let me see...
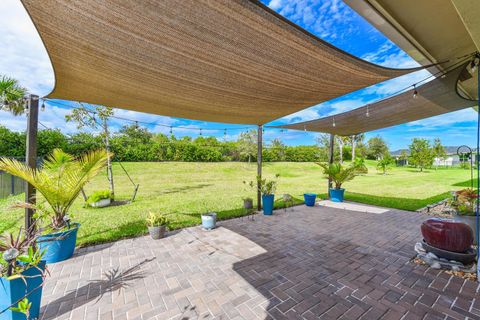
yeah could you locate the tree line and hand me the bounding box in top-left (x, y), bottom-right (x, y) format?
top-left (0, 125), bottom-right (324, 162)
top-left (0, 124), bottom-right (451, 167)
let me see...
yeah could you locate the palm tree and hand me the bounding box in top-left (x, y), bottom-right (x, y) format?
top-left (336, 136), bottom-right (350, 163)
top-left (0, 149), bottom-right (108, 229)
top-left (351, 133), bottom-right (365, 160)
top-left (376, 152), bottom-right (393, 175)
top-left (0, 75), bottom-right (27, 115)
top-left (317, 162), bottom-right (359, 189)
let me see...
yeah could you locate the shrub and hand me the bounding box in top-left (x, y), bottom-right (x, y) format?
top-left (86, 190), bottom-right (113, 205)
top-left (146, 212), bottom-right (169, 227)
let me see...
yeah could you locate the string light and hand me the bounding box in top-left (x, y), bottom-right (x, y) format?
top-left (224, 129), bottom-right (227, 137)
top-left (199, 128), bottom-right (202, 136)
top-left (24, 99), bottom-right (29, 115)
top-left (332, 116), bottom-right (336, 127)
top-left (303, 124), bottom-right (306, 132)
top-left (366, 105), bottom-right (370, 118)
top-left (41, 100), bottom-right (46, 111)
top-left (412, 84), bottom-right (418, 98)
top-left (169, 126), bottom-right (173, 134)
top-left (470, 56), bottom-right (479, 74)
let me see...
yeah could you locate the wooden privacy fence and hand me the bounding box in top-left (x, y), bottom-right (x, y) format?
top-left (0, 171), bottom-right (24, 199)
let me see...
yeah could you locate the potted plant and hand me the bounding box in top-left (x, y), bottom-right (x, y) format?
top-left (86, 190), bottom-right (113, 208)
top-left (0, 225), bottom-right (47, 320)
top-left (0, 149), bottom-right (108, 263)
top-left (303, 193), bottom-right (316, 207)
top-left (242, 197), bottom-right (253, 210)
top-left (317, 162), bottom-right (360, 202)
top-left (146, 212), bottom-right (169, 239)
top-left (242, 180), bottom-right (254, 210)
top-left (251, 174), bottom-right (279, 215)
top-left (200, 201), bottom-right (217, 230)
top-left (449, 188), bottom-right (478, 244)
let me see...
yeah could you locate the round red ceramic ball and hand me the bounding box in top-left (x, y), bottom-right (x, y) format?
top-left (421, 218), bottom-right (473, 253)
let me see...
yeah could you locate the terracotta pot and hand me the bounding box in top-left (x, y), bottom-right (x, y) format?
top-left (421, 218), bottom-right (473, 253)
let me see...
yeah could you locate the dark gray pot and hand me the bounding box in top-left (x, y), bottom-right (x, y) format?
top-left (243, 199), bottom-right (253, 209)
top-left (148, 225), bottom-right (166, 239)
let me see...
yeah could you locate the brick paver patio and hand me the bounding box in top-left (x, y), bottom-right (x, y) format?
top-left (40, 203), bottom-right (480, 319)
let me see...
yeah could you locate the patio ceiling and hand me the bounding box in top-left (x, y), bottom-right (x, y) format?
top-left (277, 62), bottom-right (477, 136)
top-left (21, 0), bottom-right (423, 125)
top-left (345, 0), bottom-right (479, 100)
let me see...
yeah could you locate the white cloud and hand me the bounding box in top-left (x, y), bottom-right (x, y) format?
top-left (267, 0), bottom-right (355, 41)
top-left (279, 108), bottom-right (321, 123)
top-left (361, 41), bottom-right (419, 69)
top-left (362, 69), bottom-right (432, 97)
top-left (0, 0), bottom-right (54, 96)
top-left (406, 108), bottom-right (478, 128)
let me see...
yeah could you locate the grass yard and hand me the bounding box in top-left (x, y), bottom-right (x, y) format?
top-left (0, 161), bottom-right (473, 246)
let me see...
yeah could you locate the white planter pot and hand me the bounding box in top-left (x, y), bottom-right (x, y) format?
top-left (90, 198), bottom-right (111, 208)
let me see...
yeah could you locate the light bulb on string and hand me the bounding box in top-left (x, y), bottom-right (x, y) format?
top-left (41, 100), bottom-right (45, 112)
top-left (366, 105), bottom-right (370, 118)
top-left (332, 116), bottom-right (336, 127)
top-left (304, 124), bottom-right (307, 132)
top-left (199, 128), bottom-right (202, 136)
top-left (470, 57), bottom-right (479, 73)
top-left (224, 129), bottom-right (227, 137)
top-left (412, 84), bottom-right (418, 98)
top-left (169, 126), bottom-right (173, 135)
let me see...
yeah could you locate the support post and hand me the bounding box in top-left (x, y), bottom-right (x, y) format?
top-left (25, 94), bottom-right (39, 232)
top-left (476, 56), bottom-right (480, 282)
top-left (257, 125), bottom-right (262, 211)
top-left (328, 134), bottom-right (335, 196)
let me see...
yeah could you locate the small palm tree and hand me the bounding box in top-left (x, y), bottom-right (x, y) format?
top-left (376, 153), bottom-right (394, 175)
top-left (0, 75), bottom-right (27, 116)
top-left (0, 149), bottom-right (108, 229)
top-left (317, 162), bottom-right (358, 189)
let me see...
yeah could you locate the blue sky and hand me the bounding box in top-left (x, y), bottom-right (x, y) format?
top-left (0, 0), bottom-right (477, 150)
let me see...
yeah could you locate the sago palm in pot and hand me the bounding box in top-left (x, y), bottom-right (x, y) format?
top-left (0, 149), bottom-right (108, 262)
top-left (317, 162), bottom-right (361, 202)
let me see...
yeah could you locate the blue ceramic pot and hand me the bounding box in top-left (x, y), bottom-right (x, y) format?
top-left (201, 213), bottom-right (216, 230)
top-left (262, 194), bottom-right (274, 215)
top-left (329, 188), bottom-right (345, 202)
top-left (304, 193), bottom-right (317, 206)
top-left (37, 223), bottom-right (80, 263)
top-left (0, 261), bottom-right (46, 320)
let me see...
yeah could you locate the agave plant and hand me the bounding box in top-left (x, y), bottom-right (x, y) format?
top-left (0, 75), bottom-right (27, 116)
top-left (0, 149), bottom-right (108, 230)
top-left (316, 162), bottom-right (359, 189)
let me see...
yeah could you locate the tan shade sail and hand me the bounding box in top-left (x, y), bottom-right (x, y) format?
top-left (22, 0), bottom-right (422, 125)
top-left (277, 62), bottom-right (477, 135)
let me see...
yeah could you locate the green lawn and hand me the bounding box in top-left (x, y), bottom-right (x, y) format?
top-left (0, 161), bottom-right (473, 246)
